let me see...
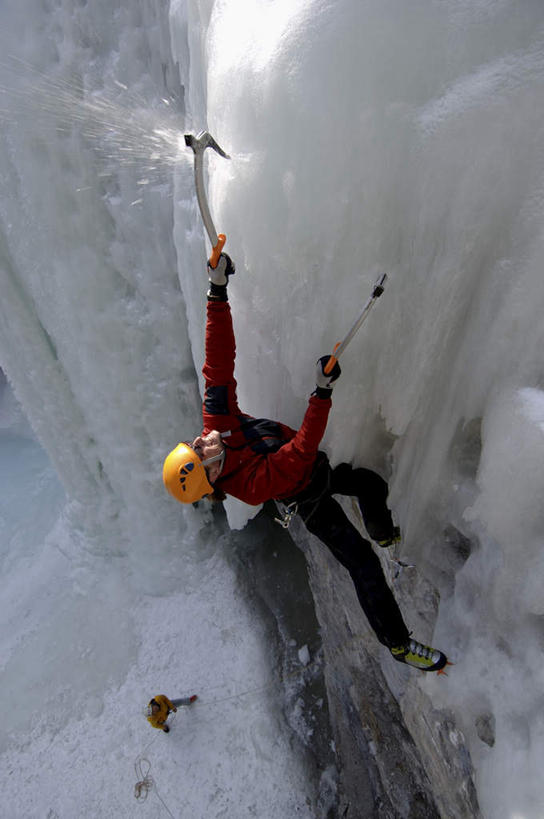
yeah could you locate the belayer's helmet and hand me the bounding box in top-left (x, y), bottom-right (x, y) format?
top-left (163, 443), bottom-right (214, 504)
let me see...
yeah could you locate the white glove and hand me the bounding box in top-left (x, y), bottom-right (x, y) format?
top-left (315, 356), bottom-right (341, 393)
top-left (207, 253), bottom-right (235, 286)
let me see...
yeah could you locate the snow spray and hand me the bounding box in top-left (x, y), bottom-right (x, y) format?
top-left (0, 57), bottom-right (191, 184)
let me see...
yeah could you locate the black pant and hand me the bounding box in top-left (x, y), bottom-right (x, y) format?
top-left (300, 463), bottom-right (409, 649)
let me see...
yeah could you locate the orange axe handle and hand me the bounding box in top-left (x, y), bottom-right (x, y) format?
top-left (209, 234), bottom-right (227, 269)
top-left (324, 343), bottom-right (341, 376)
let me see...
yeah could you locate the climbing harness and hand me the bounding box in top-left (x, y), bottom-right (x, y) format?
top-left (274, 452), bottom-right (332, 529)
top-left (274, 501), bottom-right (298, 529)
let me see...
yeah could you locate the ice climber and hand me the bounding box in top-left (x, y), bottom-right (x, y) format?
top-left (145, 694), bottom-right (198, 732)
top-left (163, 254), bottom-right (448, 673)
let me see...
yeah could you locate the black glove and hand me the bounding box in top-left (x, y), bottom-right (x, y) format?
top-left (314, 356), bottom-right (341, 398)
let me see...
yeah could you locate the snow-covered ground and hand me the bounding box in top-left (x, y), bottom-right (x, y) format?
top-left (1, 1), bottom-right (544, 817)
top-left (0, 374), bottom-right (323, 818)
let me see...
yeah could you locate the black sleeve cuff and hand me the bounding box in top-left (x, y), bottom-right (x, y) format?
top-left (207, 282), bottom-right (228, 301)
top-left (313, 387), bottom-right (333, 399)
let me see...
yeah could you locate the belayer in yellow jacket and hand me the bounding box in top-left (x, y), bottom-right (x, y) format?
top-left (146, 693), bottom-right (197, 732)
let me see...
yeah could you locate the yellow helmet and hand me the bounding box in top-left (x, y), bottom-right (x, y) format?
top-left (163, 443), bottom-right (213, 503)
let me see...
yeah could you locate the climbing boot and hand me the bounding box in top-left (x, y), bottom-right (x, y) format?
top-left (391, 638), bottom-right (448, 672)
top-left (376, 526), bottom-right (401, 548)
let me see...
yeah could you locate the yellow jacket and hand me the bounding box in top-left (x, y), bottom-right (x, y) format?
top-left (147, 695), bottom-right (176, 729)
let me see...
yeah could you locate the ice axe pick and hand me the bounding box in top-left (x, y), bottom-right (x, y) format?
top-left (184, 131), bottom-right (230, 269)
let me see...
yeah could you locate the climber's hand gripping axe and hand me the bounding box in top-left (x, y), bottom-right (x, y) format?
top-left (184, 131), bottom-right (230, 269)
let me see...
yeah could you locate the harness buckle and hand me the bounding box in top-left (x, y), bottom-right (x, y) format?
top-left (274, 502), bottom-right (298, 529)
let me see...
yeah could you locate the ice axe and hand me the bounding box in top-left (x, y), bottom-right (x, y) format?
top-left (184, 131), bottom-right (230, 269)
top-left (324, 273), bottom-right (387, 374)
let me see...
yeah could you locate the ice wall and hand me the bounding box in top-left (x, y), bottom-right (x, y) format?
top-left (173, 1), bottom-right (544, 816)
top-left (0, 0), bottom-right (204, 590)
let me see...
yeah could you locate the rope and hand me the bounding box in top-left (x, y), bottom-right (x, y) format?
top-left (134, 755), bottom-right (176, 818)
top-left (133, 755), bottom-right (177, 818)
top-left (132, 666), bottom-right (313, 812)
top-left (134, 712), bottom-right (178, 817)
top-left (190, 658), bottom-right (317, 711)
top-left (134, 757), bottom-right (153, 802)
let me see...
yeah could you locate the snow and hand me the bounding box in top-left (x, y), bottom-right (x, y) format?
top-left (1, 0), bottom-right (544, 817)
top-left (298, 645), bottom-right (311, 667)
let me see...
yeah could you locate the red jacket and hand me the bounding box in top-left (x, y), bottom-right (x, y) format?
top-left (202, 301), bottom-right (331, 505)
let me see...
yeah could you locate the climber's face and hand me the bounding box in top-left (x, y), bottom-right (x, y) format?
top-left (191, 430), bottom-right (224, 483)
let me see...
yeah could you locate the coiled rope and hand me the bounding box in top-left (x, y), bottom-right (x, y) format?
top-left (132, 664), bottom-right (314, 814)
top-left (134, 757), bottom-right (153, 802)
top-left (134, 754), bottom-right (176, 818)
top-left (134, 711), bottom-right (179, 816)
